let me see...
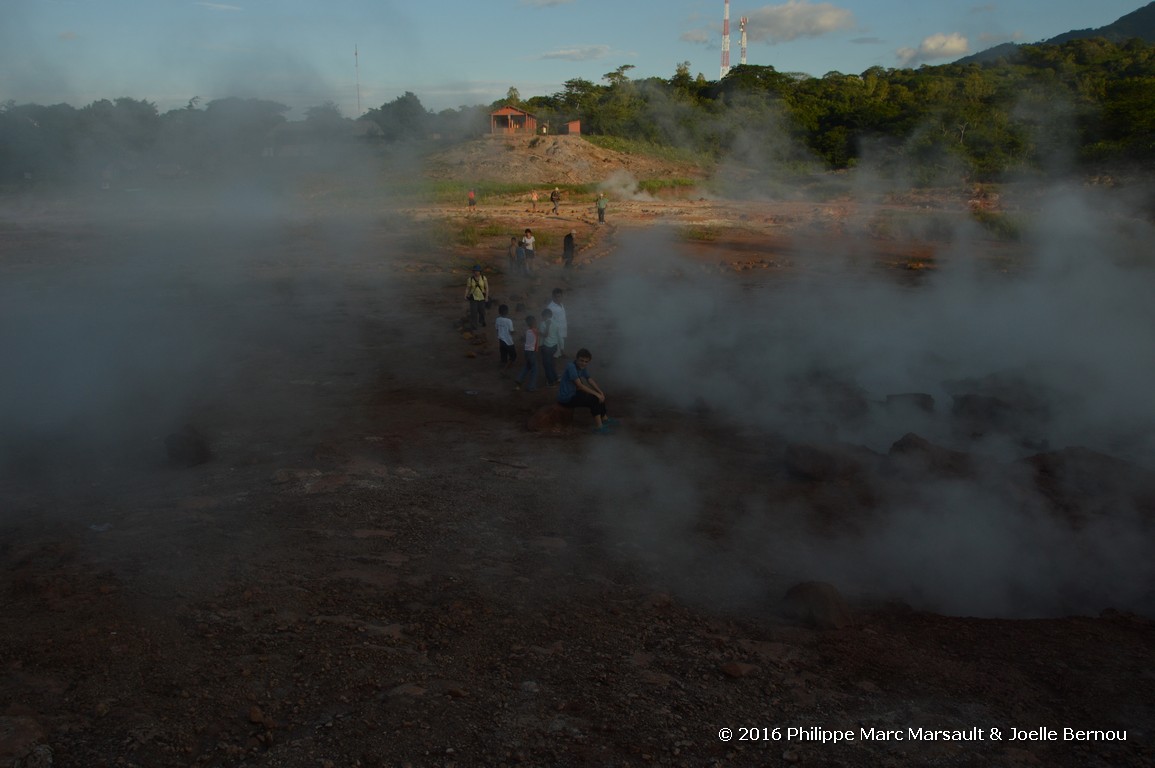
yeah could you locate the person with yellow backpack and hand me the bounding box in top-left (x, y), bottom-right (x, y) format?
top-left (464, 265), bottom-right (489, 330)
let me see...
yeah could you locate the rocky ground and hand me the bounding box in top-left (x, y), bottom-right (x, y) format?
top-left (423, 135), bottom-right (704, 186)
top-left (0, 153), bottom-right (1153, 768)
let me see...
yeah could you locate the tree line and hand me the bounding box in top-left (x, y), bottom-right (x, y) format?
top-left (2, 36), bottom-right (1152, 187)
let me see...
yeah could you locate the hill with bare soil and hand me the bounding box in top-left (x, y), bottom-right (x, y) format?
top-left (423, 134), bottom-right (707, 186)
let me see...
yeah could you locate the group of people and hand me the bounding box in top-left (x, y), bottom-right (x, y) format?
top-left (495, 287), bottom-right (567, 392)
top-left (476, 186), bottom-right (607, 225)
top-left (507, 229), bottom-right (538, 276)
top-left (537, 188), bottom-right (607, 222)
top-left (492, 287), bottom-right (612, 433)
top-left (506, 227), bottom-right (577, 274)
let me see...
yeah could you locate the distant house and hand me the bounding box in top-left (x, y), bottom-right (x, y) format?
top-left (562, 120), bottom-right (581, 135)
top-left (490, 105), bottom-right (538, 136)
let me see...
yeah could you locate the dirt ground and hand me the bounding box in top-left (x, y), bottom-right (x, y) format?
top-left (0, 166), bottom-right (1153, 768)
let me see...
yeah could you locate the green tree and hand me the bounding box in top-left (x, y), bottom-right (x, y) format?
top-left (364, 92), bottom-right (430, 142)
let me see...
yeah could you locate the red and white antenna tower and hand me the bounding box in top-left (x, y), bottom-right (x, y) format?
top-left (720, 0), bottom-right (731, 79)
top-left (740, 16), bottom-right (748, 66)
top-left (354, 45), bottom-right (362, 115)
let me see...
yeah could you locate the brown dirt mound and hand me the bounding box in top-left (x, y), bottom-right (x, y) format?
top-left (424, 134), bottom-right (705, 185)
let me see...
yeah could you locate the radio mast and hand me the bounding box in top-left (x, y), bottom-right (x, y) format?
top-left (740, 16), bottom-right (748, 66)
top-left (355, 45), bottom-right (362, 115)
top-left (720, 0), bottom-right (731, 79)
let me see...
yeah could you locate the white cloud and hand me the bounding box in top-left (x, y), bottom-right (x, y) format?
top-left (540, 44), bottom-right (611, 61)
top-left (896, 32), bottom-right (969, 66)
top-left (683, 1), bottom-right (854, 47)
top-left (745, 1), bottom-right (855, 44)
top-left (680, 29), bottom-right (711, 44)
top-left (195, 2), bottom-right (243, 11)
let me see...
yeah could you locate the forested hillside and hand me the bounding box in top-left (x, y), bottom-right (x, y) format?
top-left (2, 37), bottom-right (1153, 188)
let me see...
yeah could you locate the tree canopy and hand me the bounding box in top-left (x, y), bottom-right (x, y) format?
top-left (1, 36), bottom-right (1152, 185)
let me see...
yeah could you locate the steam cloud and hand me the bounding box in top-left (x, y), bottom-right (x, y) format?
top-left (573, 182), bottom-right (1155, 619)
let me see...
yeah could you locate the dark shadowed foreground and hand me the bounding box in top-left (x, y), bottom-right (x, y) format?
top-left (1, 185), bottom-right (1152, 768)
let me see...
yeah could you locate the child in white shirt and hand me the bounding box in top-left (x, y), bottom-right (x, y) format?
top-left (495, 304), bottom-right (516, 369)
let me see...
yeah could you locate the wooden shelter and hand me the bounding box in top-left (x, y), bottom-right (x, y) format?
top-left (490, 105), bottom-right (538, 135)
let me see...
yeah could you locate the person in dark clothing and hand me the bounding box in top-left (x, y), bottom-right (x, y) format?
top-left (563, 230), bottom-right (575, 268)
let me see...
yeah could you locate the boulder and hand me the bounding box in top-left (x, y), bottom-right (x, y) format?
top-left (885, 392), bottom-right (935, 414)
top-left (944, 371), bottom-right (1055, 440)
top-left (527, 404), bottom-right (574, 433)
top-left (887, 432), bottom-right (974, 479)
top-left (951, 393), bottom-right (1016, 434)
top-left (782, 581), bottom-right (852, 630)
top-left (0, 715), bottom-right (44, 762)
top-left (1018, 447), bottom-right (1155, 526)
top-left (784, 442), bottom-right (881, 482)
top-left (788, 370), bottom-right (871, 423)
top-left (165, 425), bottom-right (211, 467)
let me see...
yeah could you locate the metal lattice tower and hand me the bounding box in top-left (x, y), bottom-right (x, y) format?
top-left (721, 0), bottom-right (731, 79)
top-left (740, 16), bottom-right (748, 66)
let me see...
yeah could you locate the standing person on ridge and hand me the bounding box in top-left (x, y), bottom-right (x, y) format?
top-left (550, 187), bottom-right (561, 215)
top-left (596, 192), bottom-right (607, 223)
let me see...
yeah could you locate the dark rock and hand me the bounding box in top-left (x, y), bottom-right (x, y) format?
top-left (789, 370), bottom-right (871, 423)
top-left (165, 425), bottom-right (211, 467)
top-left (784, 442), bottom-right (882, 482)
top-left (0, 715), bottom-right (45, 762)
top-left (527, 404), bottom-right (574, 433)
top-left (951, 393), bottom-right (1016, 434)
top-left (944, 371), bottom-right (1056, 440)
top-left (885, 392), bottom-right (935, 413)
top-left (1017, 447), bottom-right (1155, 526)
top-left (782, 581), bottom-right (852, 629)
top-left (887, 432), bottom-right (975, 479)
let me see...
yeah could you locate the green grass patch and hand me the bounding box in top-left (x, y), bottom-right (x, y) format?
top-left (679, 225), bottom-right (721, 242)
top-left (422, 215), bottom-right (544, 250)
top-left (425, 180), bottom-right (539, 205)
top-left (582, 135), bottom-right (706, 166)
top-left (637, 178), bottom-right (697, 195)
top-left (971, 210), bottom-right (1023, 241)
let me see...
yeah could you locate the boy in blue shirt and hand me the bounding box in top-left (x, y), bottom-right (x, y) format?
top-left (557, 348), bottom-right (613, 433)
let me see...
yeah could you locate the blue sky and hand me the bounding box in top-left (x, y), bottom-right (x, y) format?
top-left (1, 0), bottom-right (1147, 118)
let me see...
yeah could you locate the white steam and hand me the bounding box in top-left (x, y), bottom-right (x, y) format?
top-left (577, 182), bottom-right (1155, 618)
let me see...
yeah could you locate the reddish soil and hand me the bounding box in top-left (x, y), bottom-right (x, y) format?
top-left (0, 178), bottom-right (1152, 768)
